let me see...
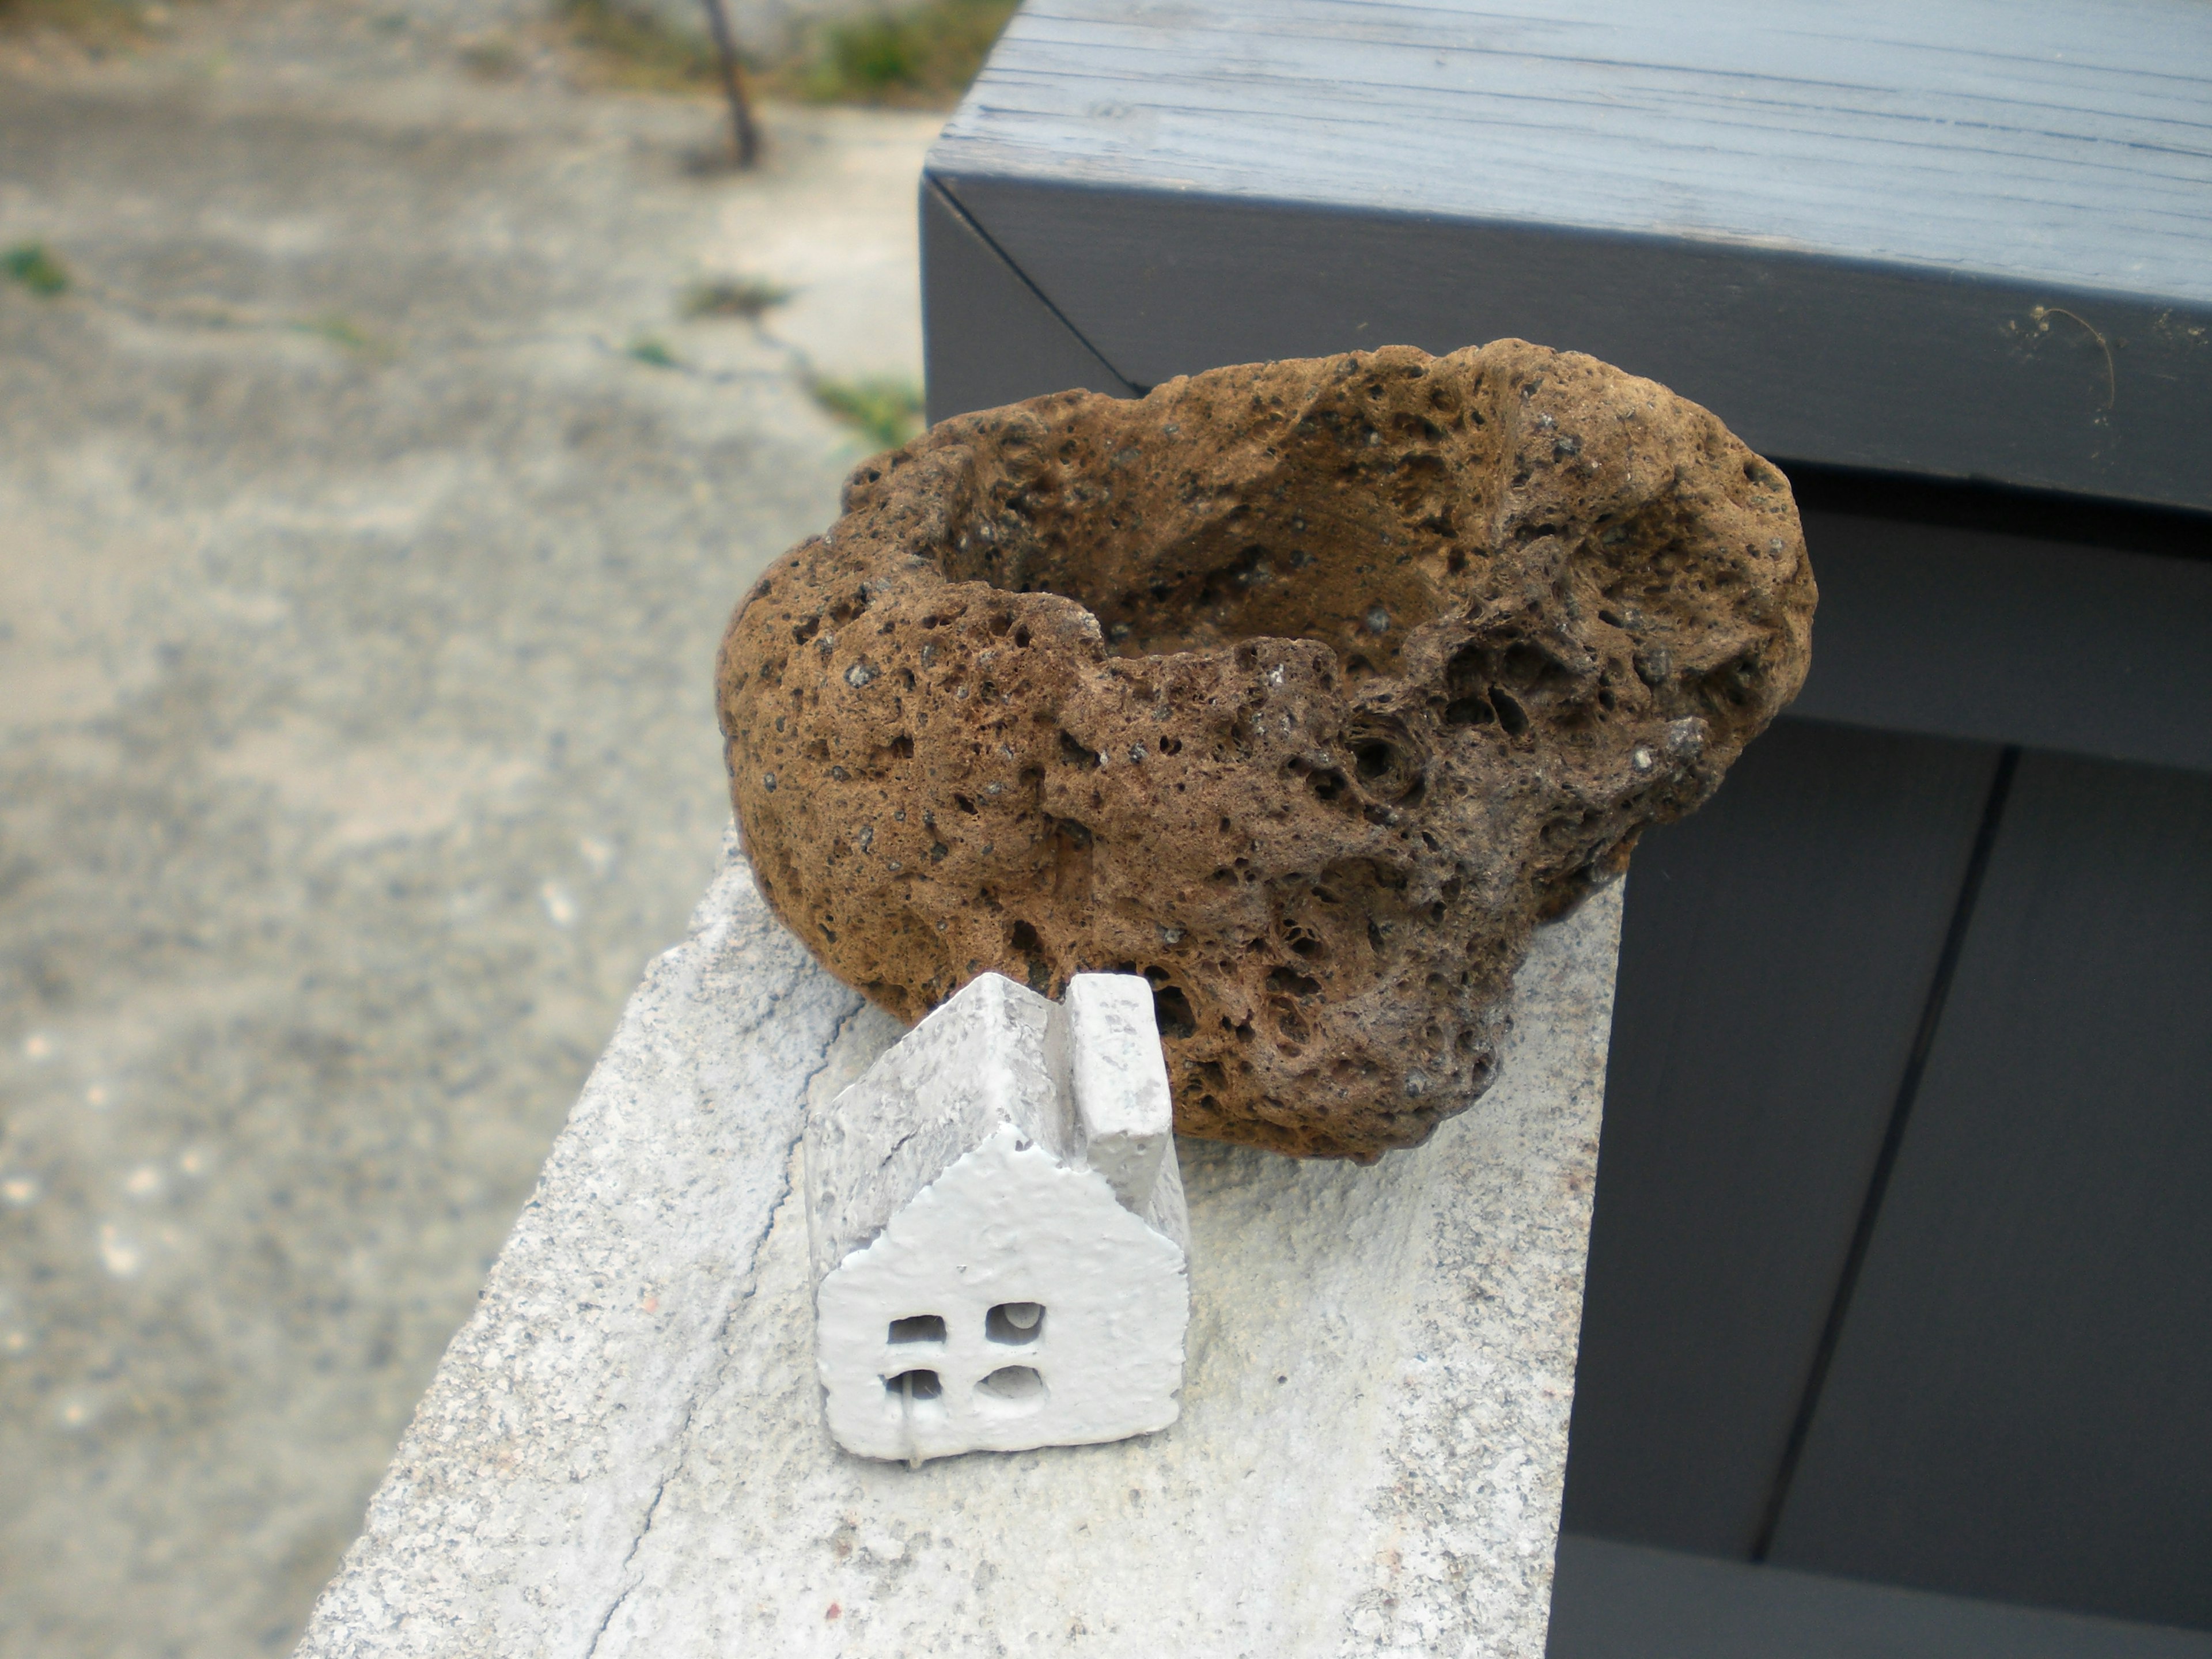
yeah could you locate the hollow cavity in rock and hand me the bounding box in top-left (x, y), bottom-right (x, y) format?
top-left (717, 342), bottom-right (1815, 1160)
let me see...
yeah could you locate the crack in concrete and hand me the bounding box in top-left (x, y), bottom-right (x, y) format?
top-left (579, 996), bottom-right (867, 1659)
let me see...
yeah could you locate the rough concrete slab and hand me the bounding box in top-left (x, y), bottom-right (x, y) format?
top-left (297, 839), bottom-right (1619, 1658)
top-left (0, 8), bottom-right (941, 1654)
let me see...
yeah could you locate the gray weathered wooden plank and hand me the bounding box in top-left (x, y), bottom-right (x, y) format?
top-left (1768, 752), bottom-right (2212, 1630)
top-left (923, 0), bottom-right (2212, 510)
top-left (937, 0), bottom-right (2212, 305)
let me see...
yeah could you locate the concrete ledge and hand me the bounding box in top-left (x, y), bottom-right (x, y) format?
top-left (296, 833), bottom-right (1620, 1657)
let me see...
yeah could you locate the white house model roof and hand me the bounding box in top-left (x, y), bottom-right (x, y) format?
top-left (804, 972), bottom-right (1191, 1463)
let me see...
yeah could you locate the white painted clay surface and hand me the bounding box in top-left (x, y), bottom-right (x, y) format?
top-left (1064, 972), bottom-right (1176, 1211)
top-left (294, 831), bottom-right (1621, 1658)
top-left (803, 971), bottom-right (1074, 1284)
top-left (815, 1127), bottom-right (1189, 1461)
top-left (808, 971), bottom-right (1190, 1462)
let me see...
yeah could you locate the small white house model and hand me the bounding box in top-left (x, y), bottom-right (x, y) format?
top-left (804, 971), bottom-right (1191, 1464)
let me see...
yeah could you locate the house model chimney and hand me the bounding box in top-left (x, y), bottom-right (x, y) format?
top-left (804, 972), bottom-right (1191, 1464)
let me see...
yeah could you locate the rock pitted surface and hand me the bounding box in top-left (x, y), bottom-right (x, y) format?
top-left (716, 342), bottom-right (1814, 1159)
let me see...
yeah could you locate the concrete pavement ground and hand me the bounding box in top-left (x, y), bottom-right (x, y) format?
top-left (0, 7), bottom-right (938, 1652)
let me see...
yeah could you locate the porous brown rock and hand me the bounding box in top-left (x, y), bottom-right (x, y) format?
top-left (715, 342), bottom-right (1814, 1160)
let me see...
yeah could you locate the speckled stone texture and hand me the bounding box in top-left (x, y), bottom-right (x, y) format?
top-left (292, 834), bottom-right (1619, 1658)
top-left (717, 341), bottom-right (1811, 1158)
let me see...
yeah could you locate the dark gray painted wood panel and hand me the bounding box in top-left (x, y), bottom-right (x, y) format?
top-left (927, 173), bottom-right (2212, 514)
top-left (1549, 1535), bottom-right (2212, 1659)
top-left (1789, 492), bottom-right (2212, 776)
top-left (919, 179), bottom-right (1132, 426)
top-left (940, 0), bottom-right (2211, 307)
top-left (1562, 722), bottom-right (1999, 1556)
top-left (1768, 753), bottom-right (2212, 1630)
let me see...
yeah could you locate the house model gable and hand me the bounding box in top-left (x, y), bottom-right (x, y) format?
top-left (804, 972), bottom-right (1192, 1463)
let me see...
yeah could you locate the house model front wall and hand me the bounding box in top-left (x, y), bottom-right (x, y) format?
top-left (817, 1129), bottom-right (1190, 1460)
top-left (806, 972), bottom-right (1192, 1462)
